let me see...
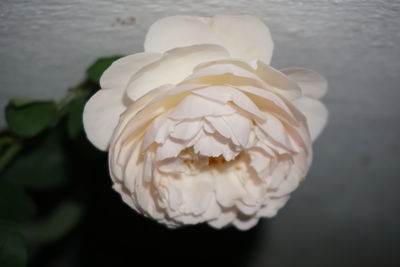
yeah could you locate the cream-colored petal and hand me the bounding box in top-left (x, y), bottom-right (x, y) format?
top-left (157, 158), bottom-right (186, 173)
top-left (232, 216), bottom-right (259, 230)
top-left (203, 120), bottom-right (216, 134)
top-left (236, 202), bottom-right (258, 216)
top-left (122, 146), bottom-right (140, 192)
top-left (211, 15), bottom-right (273, 63)
top-left (156, 138), bottom-right (184, 161)
top-left (183, 60), bottom-right (301, 100)
top-left (192, 86), bottom-right (265, 120)
top-left (253, 139), bottom-right (275, 157)
top-left (126, 44), bottom-right (229, 101)
top-left (177, 175), bottom-right (214, 216)
top-left (267, 160), bottom-right (290, 191)
top-left (205, 116), bottom-right (235, 142)
top-left (202, 195), bottom-right (221, 221)
top-left (215, 173), bottom-right (247, 208)
top-left (143, 152), bottom-right (154, 182)
top-left (168, 94), bottom-right (236, 120)
top-left (83, 89), bottom-right (131, 151)
top-left (255, 61), bottom-right (302, 100)
top-left (258, 114), bottom-right (295, 151)
top-left (222, 112), bottom-right (252, 148)
top-left (162, 183), bottom-right (184, 212)
top-left (100, 53), bottom-right (162, 90)
top-left (208, 208), bottom-right (236, 229)
top-left (280, 67), bottom-right (328, 99)
top-left (171, 120), bottom-right (203, 140)
top-left (293, 97), bottom-right (328, 142)
top-left (144, 15), bottom-right (273, 63)
top-left (110, 132), bottom-right (144, 184)
top-left (248, 149), bottom-right (271, 176)
top-left (257, 196), bottom-right (289, 217)
top-left (193, 131), bottom-right (238, 161)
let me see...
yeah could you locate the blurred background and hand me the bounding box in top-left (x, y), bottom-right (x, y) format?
top-left (1, 0), bottom-right (400, 266)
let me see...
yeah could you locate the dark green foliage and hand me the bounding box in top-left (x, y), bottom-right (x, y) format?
top-left (0, 55), bottom-right (123, 266)
top-left (5, 100), bottom-right (58, 138)
top-left (31, 201), bottom-right (83, 245)
top-left (0, 223), bottom-right (27, 267)
top-left (0, 180), bottom-right (35, 222)
top-left (1, 130), bottom-right (69, 190)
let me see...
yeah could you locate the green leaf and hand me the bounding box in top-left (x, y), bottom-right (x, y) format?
top-left (5, 99), bottom-right (58, 138)
top-left (67, 91), bottom-right (90, 139)
top-left (0, 180), bottom-right (35, 222)
top-left (1, 130), bottom-right (68, 189)
top-left (32, 201), bottom-right (83, 244)
top-left (86, 55), bottom-right (124, 84)
top-left (0, 142), bottom-right (22, 173)
top-left (0, 223), bottom-right (28, 267)
top-left (8, 98), bottom-right (38, 107)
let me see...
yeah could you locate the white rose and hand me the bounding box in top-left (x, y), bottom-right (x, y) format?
top-left (83, 15), bottom-right (328, 230)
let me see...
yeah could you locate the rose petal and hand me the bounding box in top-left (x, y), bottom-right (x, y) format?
top-left (160, 182), bottom-right (183, 212)
top-left (126, 44), bottom-right (229, 101)
top-left (215, 172), bottom-right (246, 208)
top-left (171, 119), bottom-right (203, 140)
top-left (144, 15), bottom-right (273, 63)
top-left (156, 138), bottom-right (184, 161)
top-left (222, 112), bottom-right (252, 148)
top-left (205, 116), bottom-right (236, 143)
top-left (202, 195), bottom-right (221, 220)
top-left (157, 158), bottom-right (186, 173)
top-left (193, 131), bottom-right (238, 160)
top-left (232, 216), bottom-right (259, 230)
top-left (83, 88), bottom-right (131, 151)
top-left (280, 68), bottom-right (328, 99)
top-left (177, 175), bottom-right (214, 216)
top-left (258, 113), bottom-right (295, 151)
top-left (168, 94), bottom-right (236, 120)
top-left (208, 208), bottom-right (236, 229)
top-left (257, 196), bottom-right (289, 217)
top-left (183, 60), bottom-right (301, 100)
top-left (193, 86), bottom-right (265, 120)
top-left (100, 53), bottom-right (162, 90)
top-left (143, 152), bottom-right (154, 182)
top-left (203, 120), bottom-right (216, 134)
top-left (109, 85), bottom-right (173, 152)
top-left (293, 97), bottom-right (328, 141)
top-left (248, 149), bottom-right (271, 176)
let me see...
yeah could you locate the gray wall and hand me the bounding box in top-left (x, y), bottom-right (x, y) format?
top-left (1, 0), bottom-right (400, 266)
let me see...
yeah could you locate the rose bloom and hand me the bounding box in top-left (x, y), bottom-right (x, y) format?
top-left (83, 15), bottom-right (328, 230)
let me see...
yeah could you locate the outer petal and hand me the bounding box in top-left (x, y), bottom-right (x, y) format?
top-left (126, 44), bottom-right (229, 101)
top-left (181, 60), bottom-right (301, 100)
top-left (144, 15), bottom-right (274, 64)
top-left (293, 97), bottom-right (328, 142)
top-left (280, 68), bottom-right (328, 99)
top-left (83, 89), bottom-right (130, 151)
top-left (100, 52), bottom-right (162, 90)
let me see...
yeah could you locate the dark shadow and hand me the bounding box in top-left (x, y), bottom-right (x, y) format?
top-left (78, 155), bottom-right (267, 267)
top-left (28, 134), bottom-right (268, 267)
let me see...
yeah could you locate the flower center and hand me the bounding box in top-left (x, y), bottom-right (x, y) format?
top-left (173, 147), bottom-right (246, 175)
